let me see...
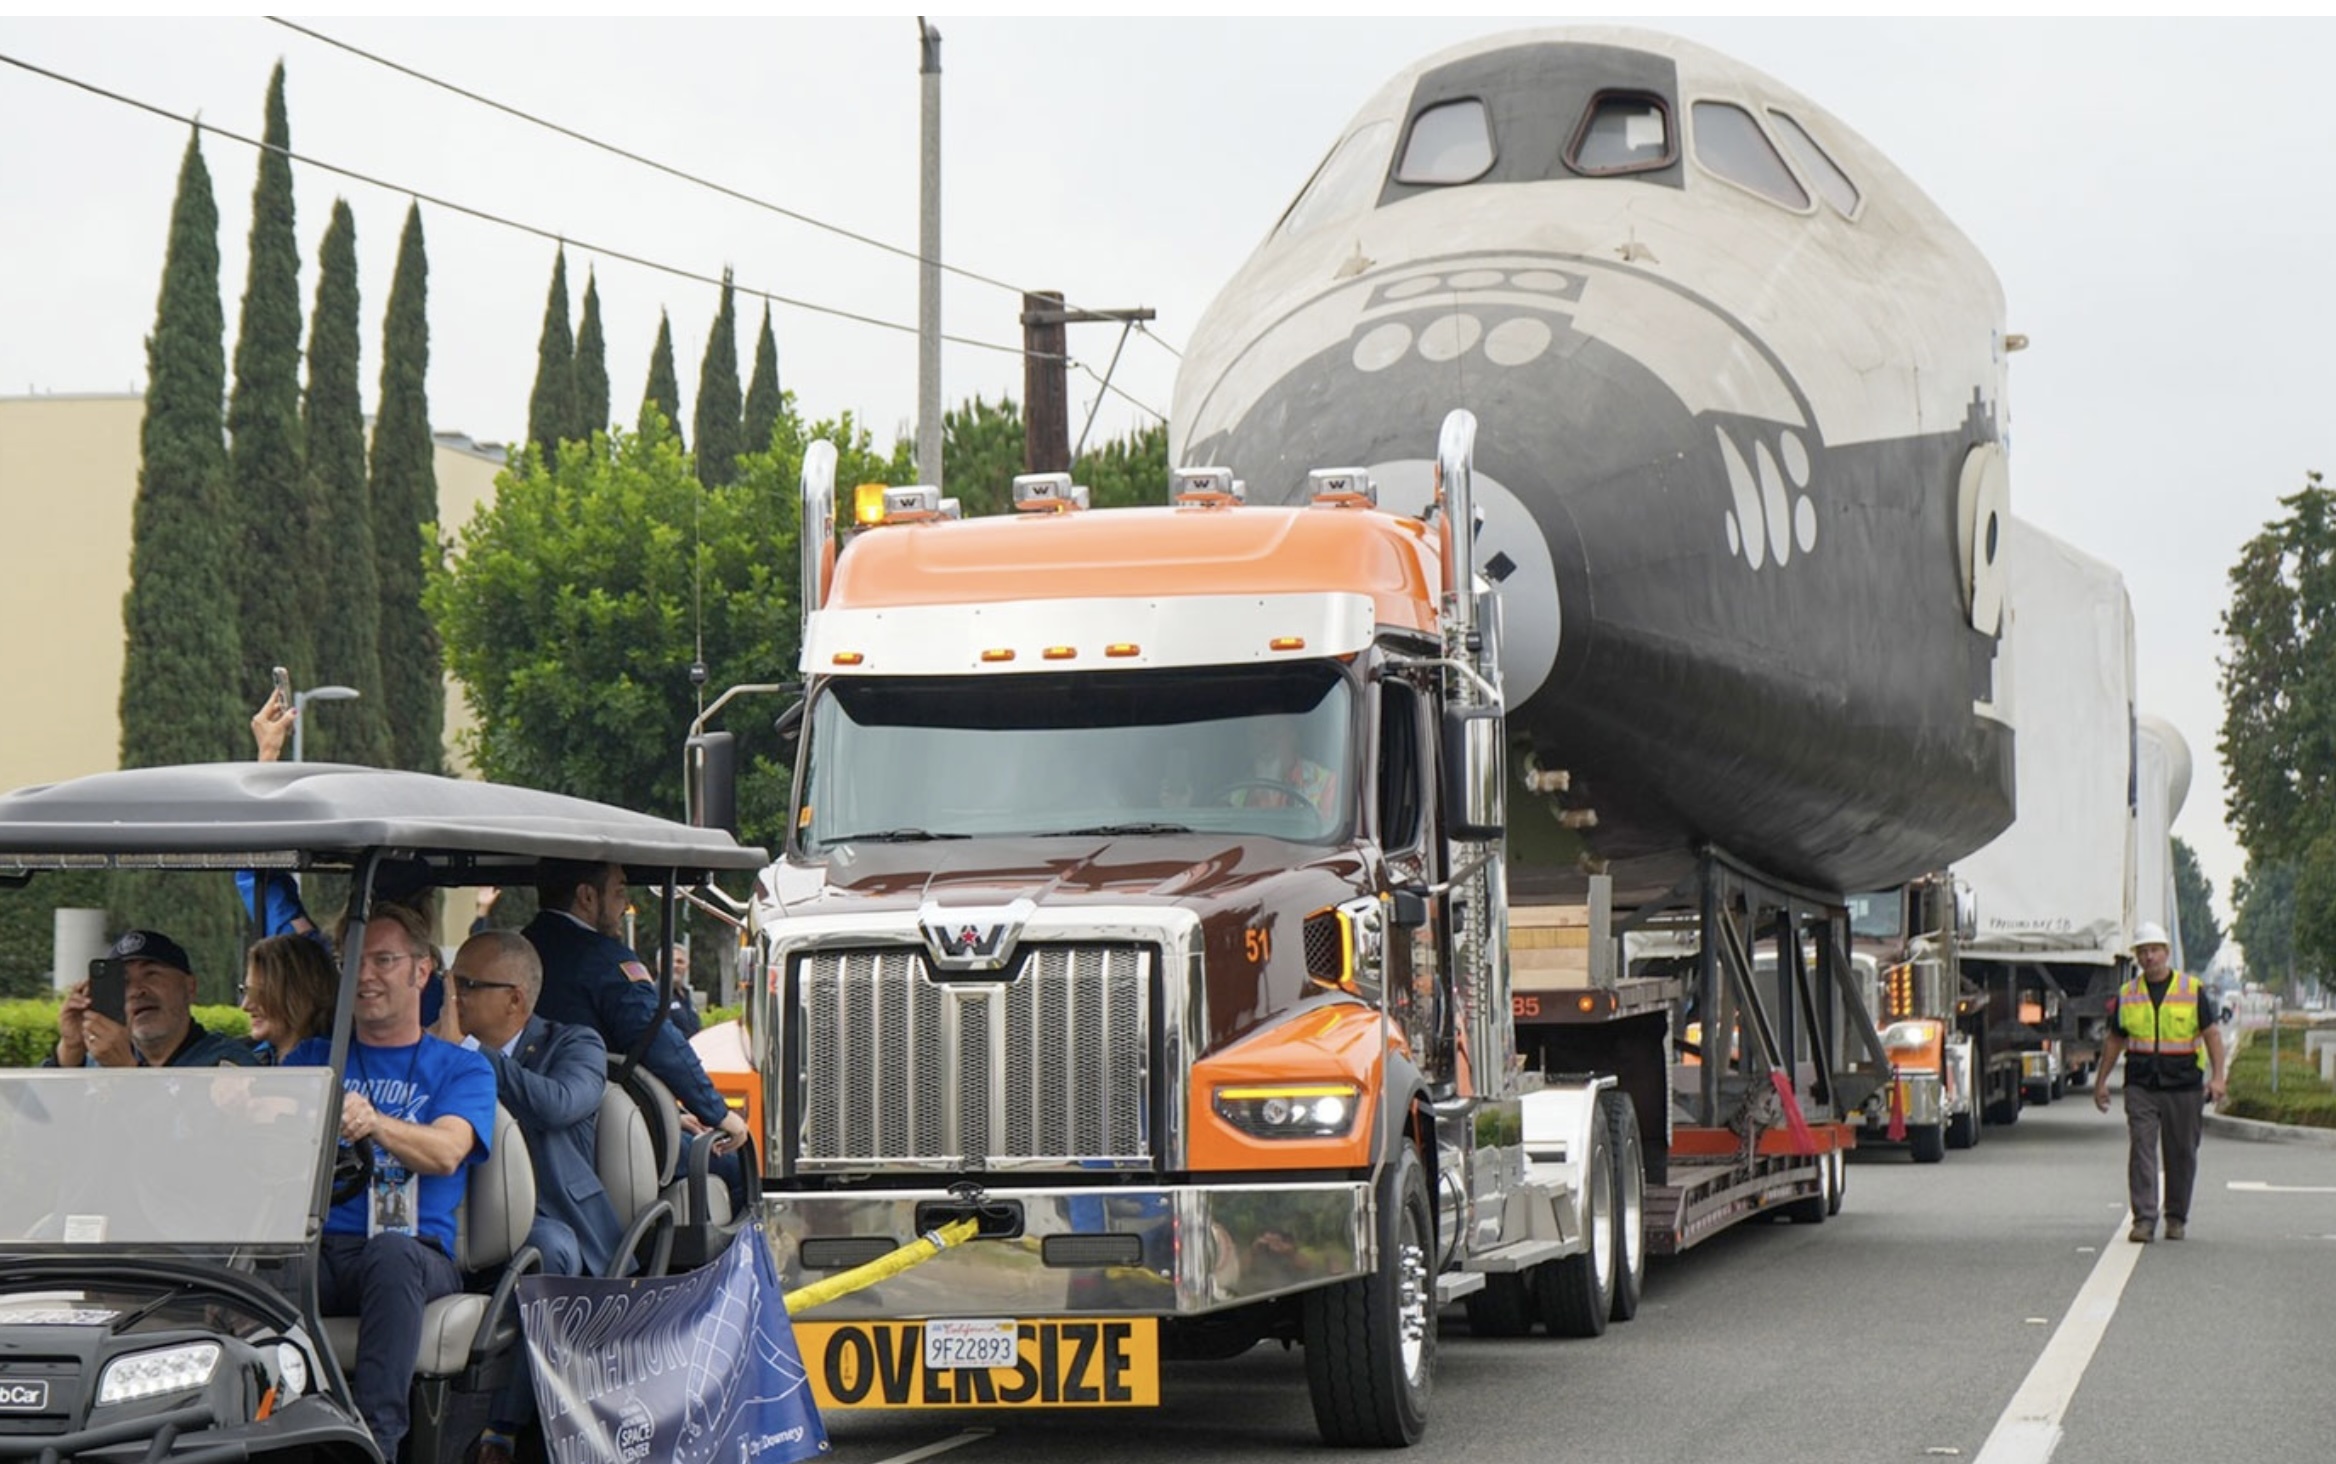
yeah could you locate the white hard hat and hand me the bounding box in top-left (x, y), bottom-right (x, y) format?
top-left (2132, 921), bottom-right (2171, 951)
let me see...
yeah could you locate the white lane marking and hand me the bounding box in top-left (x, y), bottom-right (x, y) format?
top-left (2228, 1180), bottom-right (2336, 1194)
top-left (1972, 1221), bottom-right (2145, 1464)
top-left (872, 1429), bottom-right (995, 1464)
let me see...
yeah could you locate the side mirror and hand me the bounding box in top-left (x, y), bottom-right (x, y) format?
top-left (687, 731), bottom-right (739, 835)
top-left (1390, 886), bottom-right (1431, 930)
top-left (1441, 706), bottom-right (1504, 842)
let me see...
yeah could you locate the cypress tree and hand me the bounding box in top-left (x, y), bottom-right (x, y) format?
top-left (227, 61), bottom-right (314, 700)
top-left (640, 310), bottom-right (683, 447)
top-left (526, 247), bottom-right (575, 461)
top-left (300, 199), bottom-right (391, 766)
top-left (693, 271), bottom-right (742, 487)
top-left (572, 267), bottom-right (609, 445)
top-left (742, 302), bottom-right (781, 457)
top-left (114, 130), bottom-right (247, 997)
top-left (371, 203), bottom-right (445, 775)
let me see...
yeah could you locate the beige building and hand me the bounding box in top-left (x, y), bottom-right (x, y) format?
top-left (0, 393), bottom-right (509, 791)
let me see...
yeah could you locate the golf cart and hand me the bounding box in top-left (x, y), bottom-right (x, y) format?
top-left (0, 762), bottom-right (766, 1463)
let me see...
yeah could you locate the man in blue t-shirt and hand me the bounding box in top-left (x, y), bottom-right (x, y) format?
top-left (287, 902), bottom-right (496, 1459)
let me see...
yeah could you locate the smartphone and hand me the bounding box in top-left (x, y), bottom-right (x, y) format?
top-left (271, 665), bottom-right (292, 709)
top-left (86, 958), bottom-right (128, 1026)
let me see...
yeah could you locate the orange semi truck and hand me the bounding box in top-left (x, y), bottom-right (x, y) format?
top-left (694, 417), bottom-right (1862, 1447)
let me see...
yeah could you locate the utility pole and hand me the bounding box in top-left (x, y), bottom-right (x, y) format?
top-left (917, 18), bottom-right (944, 491)
top-left (1020, 296), bottom-right (1156, 476)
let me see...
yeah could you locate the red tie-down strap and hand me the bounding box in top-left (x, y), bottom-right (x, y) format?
top-left (1885, 1076), bottom-right (1907, 1142)
top-left (1770, 1070), bottom-right (1821, 1155)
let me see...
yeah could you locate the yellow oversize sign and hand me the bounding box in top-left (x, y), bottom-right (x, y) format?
top-left (795, 1318), bottom-right (1159, 1409)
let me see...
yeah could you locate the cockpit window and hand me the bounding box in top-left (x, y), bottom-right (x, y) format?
top-left (1279, 120), bottom-right (1397, 238)
top-left (1567, 91), bottom-right (1675, 176)
top-left (1394, 99), bottom-right (1495, 186)
top-left (1767, 110), bottom-right (1860, 217)
top-left (1690, 101), bottom-right (1809, 210)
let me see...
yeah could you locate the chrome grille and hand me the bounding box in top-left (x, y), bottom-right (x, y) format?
top-left (797, 944), bottom-right (1151, 1169)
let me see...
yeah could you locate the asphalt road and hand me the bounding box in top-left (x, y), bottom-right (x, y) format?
top-left (806, 1098), bottom-right (2336, 1464)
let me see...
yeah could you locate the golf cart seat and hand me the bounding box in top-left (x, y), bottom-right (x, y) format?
top-left (597, 1075), bottom-right (677, 1277)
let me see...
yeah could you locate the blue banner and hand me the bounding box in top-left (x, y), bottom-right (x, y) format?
top-left (519, 1221), bottom-right (829, 1464)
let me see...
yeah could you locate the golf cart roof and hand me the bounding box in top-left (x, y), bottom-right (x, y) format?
top-left (0, 762), bottom-right (769, 878)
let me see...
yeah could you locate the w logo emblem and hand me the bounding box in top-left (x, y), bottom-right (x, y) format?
top-left (919, 899), bottom-right (1037, 972)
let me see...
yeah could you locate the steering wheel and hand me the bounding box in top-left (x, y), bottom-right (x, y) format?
top-left (1213, 778), bottom-right (1312, 809)
top-left (330, 1141), bottom-right (374, 1207)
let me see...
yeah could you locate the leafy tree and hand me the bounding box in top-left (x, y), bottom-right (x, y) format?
top-left (941, 394), bottom-right (1025, 516)
top-left (1076, 421), bottom-right (1169, 510)
top-left (2219, 472), bottom-right (2336, 972)
top-left (641, 311), bottom-right (683, 448)
top-left (426, 403), bottom-right (906, 850)
top-left (227, 61), bottom-right (316, 701)
top-left (2233, 862), bottom-right (2300, 992)
top-left (693, 272), bottom-right (743, 488)
top-left (2171, 837), bottom-right (2223, 972)
top-left (299, 199), bottom-right (391, 766)
top-left (527, 247), bottom-right (575, 461)
top-left (742, 303), bottom-right (780, 456)
top-left (111, 130), bottom-right (247, 997)
top-left (371, 203), bottom-right (445, 774)
top-left (572, 267), bottom-right (609, 444)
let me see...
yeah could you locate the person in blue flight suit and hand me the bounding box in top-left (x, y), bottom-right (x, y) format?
top-left (446, 928), bottom-right (624, 1464)
top-left (521, 861), bottom-right (751, 1187)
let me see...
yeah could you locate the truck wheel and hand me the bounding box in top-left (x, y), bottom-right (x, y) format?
top-left (1986, 1090), bottom-right (2021, 1126)
top-left (1535, 1110), bottom-right (1615, 1338)
top-left (1462, 1274), bottom-right (1535, 1338)
top-left (1782, 1142), bottom-right (1834, 1224)
top-left (1827, 1147), bottom-right (1847, 1217)
top-left (1910, 1122), bottom-right (1947, 1164)
top-left (1947, 1106), bottom-right (1980, 1150)
top-left (1304, 1143), bottom-right (1434, 1446)
top-left (1602, 1090), bottom-right (1646, 1322)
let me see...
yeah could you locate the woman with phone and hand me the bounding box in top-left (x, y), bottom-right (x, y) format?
top-left (241, 934), bottom-right (338, 1063)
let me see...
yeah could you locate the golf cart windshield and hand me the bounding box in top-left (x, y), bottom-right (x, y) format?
top-left (0, 1067), bottom-right (334, 1248)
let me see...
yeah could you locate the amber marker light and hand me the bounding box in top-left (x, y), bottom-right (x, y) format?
top-left (981, 648), bottom-right (1017, 663)
top-left (1105, 643), bottom-right (1141, 658)
top-left (831, 651), bottom-right (864, 666)
top-left (1043, 646), bottom-right (1077, 660)
top-left (853, 483), bottom-right (888, 526)
top-left (1269, 636), bottom-right (1307, 651)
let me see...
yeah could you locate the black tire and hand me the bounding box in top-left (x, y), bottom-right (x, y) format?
top-left (1602, 1091), bottom-right (1646, 1322)
top-left (1910, 1121), bottom-right (1947, 1164)
top-left (1535, 1111), bottom-right (1614, 1338)
top-left (1826, 1147), bottom-right (1847, 1217)
top-left (1986, 1089), bottom-right (2022, 1126)
top-left (1304, 1143), bottom-right (1435, 1447)
top-left (1946, 1104), bottom-right (1980, 1150)
top-left (1782, 1143), bottom-right (1833, 1224)
top-left (1462, 1273), bottom-right (1535, 1338)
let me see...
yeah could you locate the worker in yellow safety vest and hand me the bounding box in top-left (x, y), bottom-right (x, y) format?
top-left (2092, 922), bottom-right (2226, 1243)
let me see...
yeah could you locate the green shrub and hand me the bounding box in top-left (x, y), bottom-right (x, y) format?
top-left (1, 1001), bottom-right (251, 1067)
top-left (2223, 1023), bottom-right (2336, 1128)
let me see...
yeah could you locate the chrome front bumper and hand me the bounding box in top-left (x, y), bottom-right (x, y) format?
top-left (763, 1181), bottom-right (1371, 1319)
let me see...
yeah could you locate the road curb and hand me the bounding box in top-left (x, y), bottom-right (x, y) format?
top-left (2204, 1110), bottom-right (2336, 1148)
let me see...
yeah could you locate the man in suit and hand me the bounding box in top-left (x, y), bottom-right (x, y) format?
top-left (522, 861), bottom-right (749, 1182)
top-left (447, 929), bottom-right (624, 1464)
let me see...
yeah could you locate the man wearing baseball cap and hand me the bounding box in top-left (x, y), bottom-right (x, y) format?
top-left (47, 930), bottom-right (258, 1069)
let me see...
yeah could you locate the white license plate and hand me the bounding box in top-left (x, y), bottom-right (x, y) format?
top-left (923, 1318), bottom-right (1017, 1371)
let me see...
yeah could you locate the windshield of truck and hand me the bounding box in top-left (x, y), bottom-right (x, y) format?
top-left (800, 663), bottom-right (1355, 848)
top-left (1847, 891), bottom-right (1903, 941)
top-left (0, 1068), bottom-right (333, 1247)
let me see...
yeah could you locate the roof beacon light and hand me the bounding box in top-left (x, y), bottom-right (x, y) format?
top-left (853, 482), bottom-right (889, 526)
top-left (1308, 468), bottom-right (1377, 508)
top-left (1174, 467), bottom-right (1244, 508)
top-left (1013, 473), bottom-right (1088, 512)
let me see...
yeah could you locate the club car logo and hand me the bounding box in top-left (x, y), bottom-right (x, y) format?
top-left (918, 898), bottom-right (1036, 973)
top-left (0, 1380), bottom-right (48, 1411)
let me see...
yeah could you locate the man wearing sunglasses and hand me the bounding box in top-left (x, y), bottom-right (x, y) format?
top-left (447, 929), bottom-right (623, 1464)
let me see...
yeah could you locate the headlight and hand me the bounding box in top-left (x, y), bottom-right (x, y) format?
top-left (1880, 1021), bottom-right (1934, 1054)
top-left (1213, 1084), bottom-right (1361, 1138)
top-left (98, 1342), bottom-right (221, 1405)
top-left (274, 1341), bottom-right (309, 1400)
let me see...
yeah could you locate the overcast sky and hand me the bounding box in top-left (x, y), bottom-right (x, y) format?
top-left (5, 17), bottom-right (2331, 931)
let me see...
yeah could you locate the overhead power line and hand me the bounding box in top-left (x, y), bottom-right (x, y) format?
top-left (265, 16), bottom-right (1187, 368)
top-left (0, 47), bottom-right (1070, 370)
